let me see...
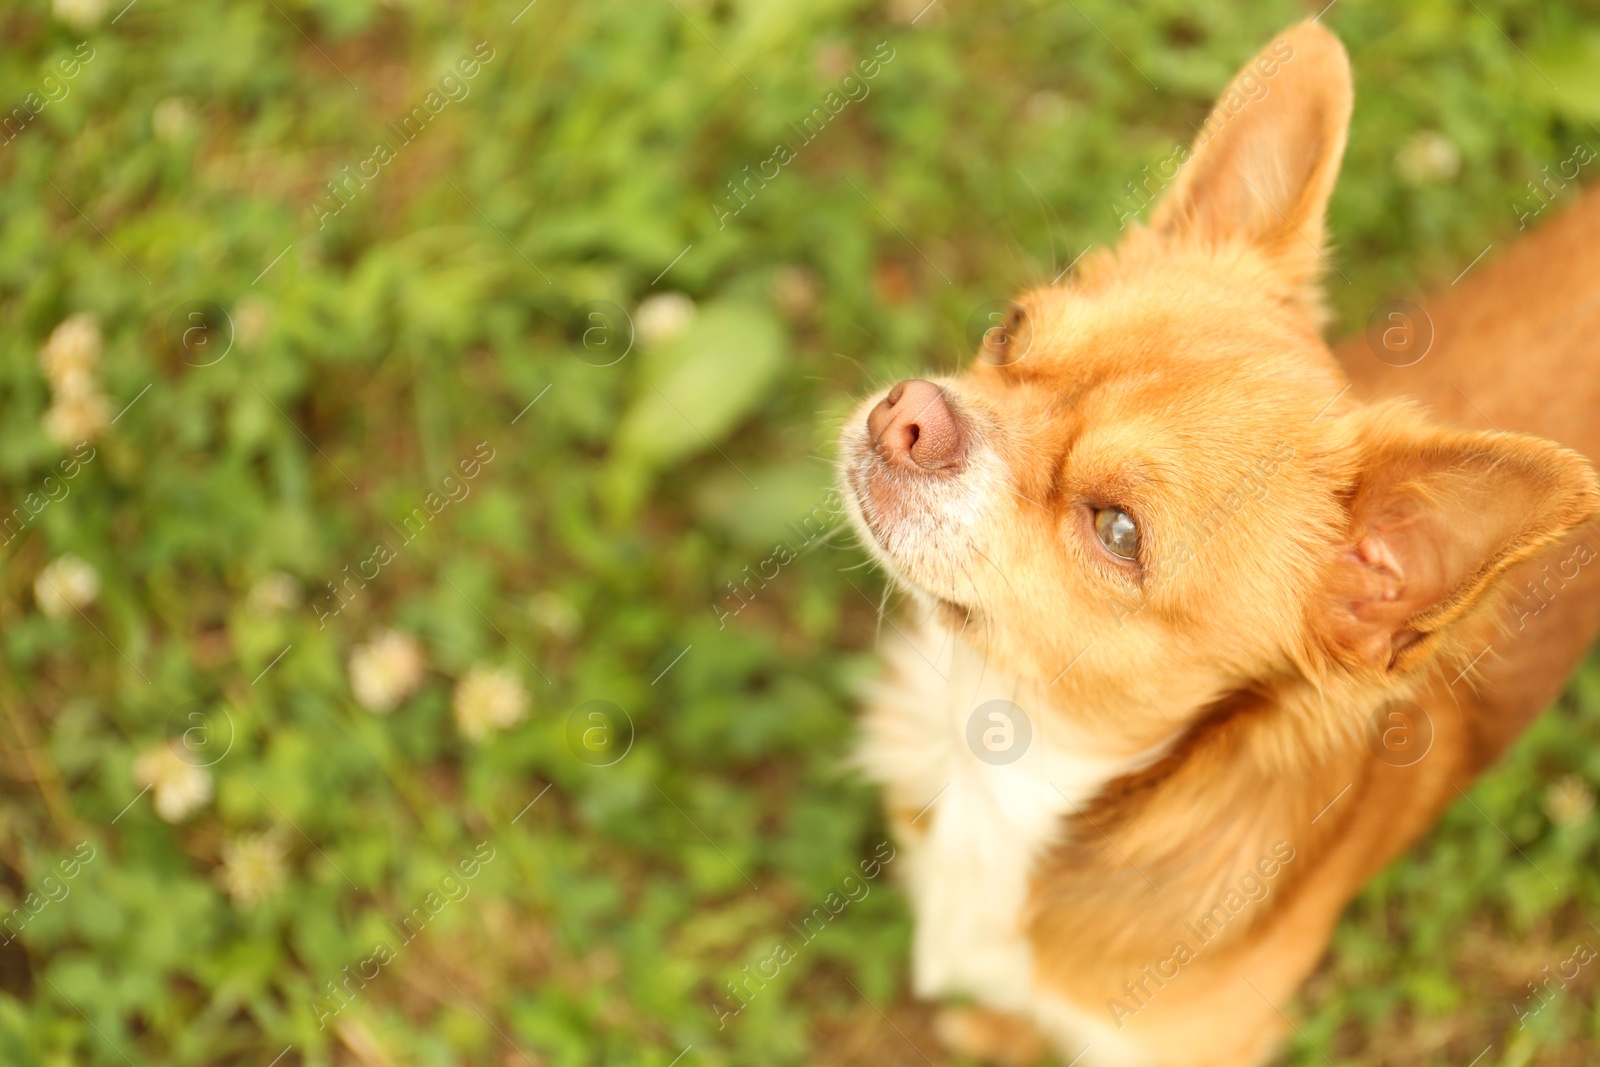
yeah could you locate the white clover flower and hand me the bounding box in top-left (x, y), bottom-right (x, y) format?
top-left (1023, 90), bottom-right (1072, 127)
top-left (218, 830), bottom-right (289, 907)
top-left (348, 630), bottom-right (426, 713)
top-left (246, 571), bottom-right (302, 614)
top-left (43, 392), bottom-right (112, 446)
top-left (52, 0), bottom-right (108, 31)
top-left (770, 265), bottom-right (819, 319)
top-left (1394, 130), bottom-right (1460, 187)
top-left (233, 296), bottom-right (272, 349)
top-left (50, 365), bottom-right (101, 401)
top-left (38, 314), bottom-right (112, 445)
top-left (453, 665), bottom-right (529, 742)
top-left (134, 742), bottom-right (214, 822)
top-left (34, 554), bottom-right (100, 619)
top-left (152, 97), bottom-right (197, 142)
top-left (634, 291), bottom-right (695, 347)
top-left (529, 591), bottom-right (580, 640)
top-left (38, 313), bottom-right (103, 384)
top-left (1545, 774), bottom-right (1595, 828)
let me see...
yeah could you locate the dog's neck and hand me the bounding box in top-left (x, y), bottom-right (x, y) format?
top-left (1020, 612), bottom-right (1495, 1007)
top-left (857, 602), bottom-right (1489, 1016)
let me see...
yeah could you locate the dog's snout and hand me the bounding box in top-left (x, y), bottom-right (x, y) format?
top-left (867, 379), bottom-right (968, 471)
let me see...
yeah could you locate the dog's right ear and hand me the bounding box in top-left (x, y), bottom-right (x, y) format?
top-left (1311, 406), bottom-right (1600, 674)
top-left (1150, 22), bottom-right (1352, 298)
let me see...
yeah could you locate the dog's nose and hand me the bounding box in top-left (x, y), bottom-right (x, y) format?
top-left (867, 379), bottom-right (968, 471)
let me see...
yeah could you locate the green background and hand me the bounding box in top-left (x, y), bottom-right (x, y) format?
top-left (1, 0), bottom-right (1598, 1063)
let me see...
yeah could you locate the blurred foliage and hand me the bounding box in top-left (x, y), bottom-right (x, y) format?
top-left (0, 0), bottom-right (1597, 1064)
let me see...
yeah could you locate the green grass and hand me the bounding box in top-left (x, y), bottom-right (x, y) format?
top-left (0, 0), bottom-right (1598, 1064)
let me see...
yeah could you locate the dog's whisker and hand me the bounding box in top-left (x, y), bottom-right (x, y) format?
top-left (874, 574), bottom-right (895, 645)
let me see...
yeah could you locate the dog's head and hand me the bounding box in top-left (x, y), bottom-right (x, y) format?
top-left (839, 22), bottom-right (1599, 745)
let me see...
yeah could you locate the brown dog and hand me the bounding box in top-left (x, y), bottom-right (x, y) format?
top-left (838, 21), bottom-right (1600, 1067)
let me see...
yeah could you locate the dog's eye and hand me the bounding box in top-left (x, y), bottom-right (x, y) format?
top-left (1093, 507), bottom-right (1139, 560)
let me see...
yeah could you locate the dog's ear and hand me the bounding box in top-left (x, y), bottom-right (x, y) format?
top-left (1150, 22), bottom-right (1351, 290)
top-left (1314, 409), bottom-right (1600, 673)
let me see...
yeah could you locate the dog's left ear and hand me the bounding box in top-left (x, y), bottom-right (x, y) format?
top-left (1150, 22), bottom-right (1351, 293)
top-left (1314, 409), bottom-right (1600, 673)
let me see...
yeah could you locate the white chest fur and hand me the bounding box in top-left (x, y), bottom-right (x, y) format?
top-left (855, 617), bottom-right (1155, 1011)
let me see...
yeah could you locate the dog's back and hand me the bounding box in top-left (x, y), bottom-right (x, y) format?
top-left (1338, 187), bottom-right (1600, 780)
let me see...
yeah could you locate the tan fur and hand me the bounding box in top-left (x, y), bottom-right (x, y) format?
top-left (936, 1007), bottom-right (1050, 1067)
top-left (840, 21), bottom-right (1600, 1067)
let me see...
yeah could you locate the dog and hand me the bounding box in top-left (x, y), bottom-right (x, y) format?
top-left (837, 21), bottom-right (1600, 1067)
